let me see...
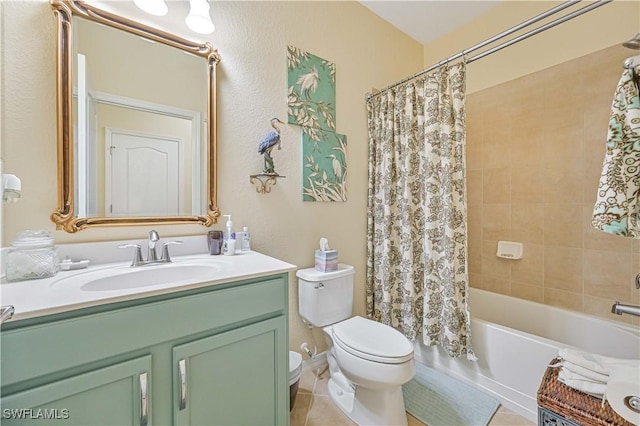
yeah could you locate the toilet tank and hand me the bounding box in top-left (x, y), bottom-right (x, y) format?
top-left (297, 264), bottom-right (355, 327)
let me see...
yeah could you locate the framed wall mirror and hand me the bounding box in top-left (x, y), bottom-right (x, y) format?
top-left (50, 0), bottom-right (220, 233)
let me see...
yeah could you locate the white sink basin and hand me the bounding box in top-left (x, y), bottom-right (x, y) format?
top-left (52, 262), bottom-right (224, 292)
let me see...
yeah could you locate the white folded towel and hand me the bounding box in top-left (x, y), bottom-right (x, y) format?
top-left (553, 348), bottom-right (640, 399)
top-left (560, 360), bottom-right (610, 383)
top-left (558, 370), bottom-right (608, 398)
top-left (558, 348), bottom-right (639, 376)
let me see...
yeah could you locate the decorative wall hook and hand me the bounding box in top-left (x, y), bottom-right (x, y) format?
top-left (250, 174), bottom-right (285, 194)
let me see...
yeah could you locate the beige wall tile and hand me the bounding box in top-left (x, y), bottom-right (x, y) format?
top-left (482, 85), bottom-right (513, 127)
top-left (511, 123), bottom-right (544, 169)
top-left (544, 288), bottom-right (583, 312)
top-left (511, 166), bottom-right (543, 204)
top-left (544, 246), bottom-right (583, 293)
top-left (483, 168), bottom-right (510, 204)
top-left (511, 281), bottom-right (544, 303)
top-left (544, 124), bottom-right (583, 162)
top-left (511, 204), bottom-right (544, 244)
top-left (544, 159), bottom-right (584, 204)
top-left (482, 204), bottom-right (511, 241)
top-left (542, 70), bottom-right (583, 129)
top-left (544, 203), bottom-right (582, 248)
top-left (583, 249), bottom-right (632, 301)
top-left (467, 170), bottom-right (483, 206)
top-left (482, 127), bottom-right (510, 170)
top-left (511, 243), bottom-right (543, 286)
top-left (482, 275), bottom-right (510, 295)
top-left (510, 78), bottom-right (545, 124)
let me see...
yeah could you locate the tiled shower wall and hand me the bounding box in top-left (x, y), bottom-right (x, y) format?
top-left (466, 44), bottom-right (640, 325)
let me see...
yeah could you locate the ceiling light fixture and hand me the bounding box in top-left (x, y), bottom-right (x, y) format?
top-left (185, 0), bottom-right (215, 35)
top-left (133, 0), bottom-right (168, 17)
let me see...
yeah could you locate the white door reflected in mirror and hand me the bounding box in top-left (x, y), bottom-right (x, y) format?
top-left (107, 129), bottom-right (183, 217)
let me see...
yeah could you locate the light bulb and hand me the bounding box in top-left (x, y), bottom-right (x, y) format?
top-left (133, 0), bottom-right (168, 17)
top-left (185, 0), bottom-right (215, 35)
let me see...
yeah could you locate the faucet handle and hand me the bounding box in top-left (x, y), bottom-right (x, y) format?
top-left (118, 244), bottom-right (143, 267)
top-left (161, 241), bottom-right (183, 262)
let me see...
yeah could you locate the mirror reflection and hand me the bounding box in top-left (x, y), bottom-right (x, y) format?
top-left (72, 17), bottom-right (207, 217)
top-left (50, 0), bottom-right (220, 232)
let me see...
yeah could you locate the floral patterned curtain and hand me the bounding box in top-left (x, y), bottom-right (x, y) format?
top-left (366, 63), bottom-right (475, 360)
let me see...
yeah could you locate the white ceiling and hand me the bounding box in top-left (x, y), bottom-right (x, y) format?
top-left (91, 0), bottom-right (503, 46)
top-left (359, 1), bottom-right (503, 45)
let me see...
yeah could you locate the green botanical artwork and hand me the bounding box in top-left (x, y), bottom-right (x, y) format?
top-left (287, 45), bottom-right (336, 139)
top-left (302, 130), bottom-right (347, 202)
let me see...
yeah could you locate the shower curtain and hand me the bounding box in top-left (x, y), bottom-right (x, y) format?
top-left (366, 63), bottom-right (475, 360)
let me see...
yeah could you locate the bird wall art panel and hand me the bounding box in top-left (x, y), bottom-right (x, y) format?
top-left (302, 130), bottom-right (347, 202)
top-left (287, 45), bottom-right (336, 137)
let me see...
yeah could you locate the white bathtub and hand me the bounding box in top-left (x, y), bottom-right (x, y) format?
top-left (414, 288), bottom-right (640, 423)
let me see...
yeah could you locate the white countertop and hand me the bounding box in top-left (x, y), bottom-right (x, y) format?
top-left (1, 251), bottom-right (296, 322)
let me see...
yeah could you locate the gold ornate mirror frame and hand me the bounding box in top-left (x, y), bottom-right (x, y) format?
top-left (50, 0), bottom-right (220, 233)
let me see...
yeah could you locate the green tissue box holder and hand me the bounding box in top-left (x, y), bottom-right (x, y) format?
top-left (315, 249), bottom-right (338, 272)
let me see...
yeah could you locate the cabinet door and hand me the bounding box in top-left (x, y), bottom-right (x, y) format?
top-left (1, 356), bottom-right (151, 426)
top-left (173, 316), bottom-right (288, 426)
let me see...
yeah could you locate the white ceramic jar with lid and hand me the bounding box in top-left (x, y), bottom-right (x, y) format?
top-left (5, 230), bottom-right (60, 282)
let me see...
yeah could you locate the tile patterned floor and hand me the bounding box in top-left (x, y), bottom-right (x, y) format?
top-left (290, 364), bottom-right (536, 426)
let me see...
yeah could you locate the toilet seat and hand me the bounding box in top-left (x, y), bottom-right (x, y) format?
top-left (332, 316), bottom-right (413, 364)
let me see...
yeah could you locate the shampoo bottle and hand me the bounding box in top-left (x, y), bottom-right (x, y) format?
top-left (241, 226), bottom-right (251, 252)
top-left (222, 215), bottom-right (235, 255)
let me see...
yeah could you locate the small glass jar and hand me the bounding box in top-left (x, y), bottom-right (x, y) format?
top-left (5, 230), bottom-right (60, 282)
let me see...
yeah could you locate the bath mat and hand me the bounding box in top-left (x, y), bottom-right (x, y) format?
top-left (403, 362), bottom-right (500, 426)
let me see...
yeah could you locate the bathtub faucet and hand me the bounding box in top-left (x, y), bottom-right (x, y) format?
top-left (611, 302), bottom-right (640, 317)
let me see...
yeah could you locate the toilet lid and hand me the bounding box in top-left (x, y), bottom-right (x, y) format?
top-left (332, 316), bottom-right (413, 364)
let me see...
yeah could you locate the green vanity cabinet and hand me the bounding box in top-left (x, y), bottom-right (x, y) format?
top-left (1, 356), bottom-right (151, 425)
top-left (0, 274), bottom-right (290, 425)
top-left (173, 317), bottom-right (287, 425)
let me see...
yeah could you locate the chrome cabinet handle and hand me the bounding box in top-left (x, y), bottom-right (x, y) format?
top-left (178, 359), bottom-right (187, 410)
top-left (139, 372), bottom-right (148, 426)
top-left (0, 305), bottom-right (15, 324)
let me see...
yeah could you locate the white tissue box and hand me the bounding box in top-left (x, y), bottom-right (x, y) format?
top-left (315, 249), bottom-right (338, 272)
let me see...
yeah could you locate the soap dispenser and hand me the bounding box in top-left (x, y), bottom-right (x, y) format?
top-left (222, 215), bottom-right (235, 255)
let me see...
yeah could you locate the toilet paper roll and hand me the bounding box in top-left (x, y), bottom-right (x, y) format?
top-left (606, 366), bottom-right (640, 426)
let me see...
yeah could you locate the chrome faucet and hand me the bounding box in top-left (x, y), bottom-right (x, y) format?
top-left (147, 230), bottom-right (160, 262)
top-left (119, 230), bottom-right (182, 267)
top-left (611, 302), bottom-right (640, 317)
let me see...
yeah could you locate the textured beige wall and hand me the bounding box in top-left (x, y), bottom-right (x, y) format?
top-left (466, 44), bottom-right (640, 326)
top-left (424, 1), bottom-right (640, 94)
top-left (0, 1), bottom-right (423, 352)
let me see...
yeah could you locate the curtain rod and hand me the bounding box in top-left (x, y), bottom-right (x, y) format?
top-left (366, 0), bottom-right (611, 102)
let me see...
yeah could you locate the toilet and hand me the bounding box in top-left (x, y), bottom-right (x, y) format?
top-left (297, 264), bottom-right (415, 426)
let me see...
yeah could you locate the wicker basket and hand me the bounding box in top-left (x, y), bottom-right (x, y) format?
top-left (537, 358), bottom-right (633, 426)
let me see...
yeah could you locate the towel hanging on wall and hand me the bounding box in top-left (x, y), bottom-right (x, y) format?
top-left (592, 65), bottom-right (640, 237)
